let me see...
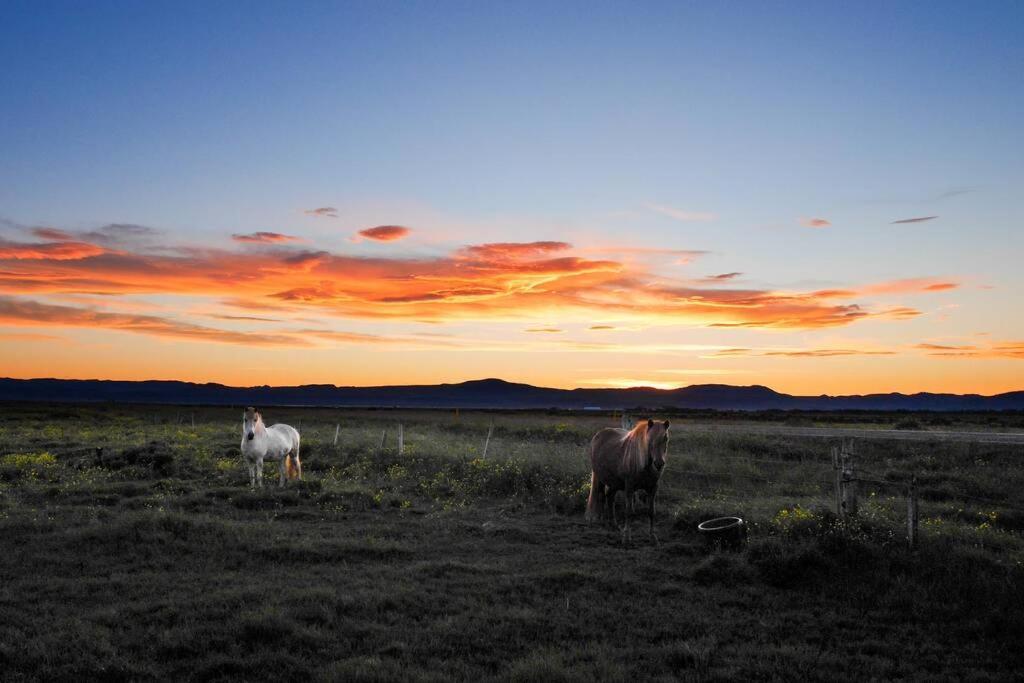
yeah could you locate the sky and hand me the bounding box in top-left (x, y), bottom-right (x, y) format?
top-left (1, 1), bottom-right (1022, 395)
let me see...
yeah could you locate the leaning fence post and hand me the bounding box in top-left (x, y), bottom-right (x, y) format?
top-left (482, 422), bottom-right (494, 459)
top-left (907, 476), bottom-right (919, 549)
top-left (379, 428), bottom-right (387, 454)
top-left (397, 423), bottom-right (404, 455)
top-left (333, 423), bottom-right (340, 446)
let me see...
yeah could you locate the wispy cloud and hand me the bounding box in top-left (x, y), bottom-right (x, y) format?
top-left (800, 217), bottom-right (831, 228)
top-left (709, 347), bottom-right (896, 358)
top-left (525, 327), bottom-right (562, 333)
top-left (914, 340), bottom-right (1024, 359)
top-left (935, 187), bottom-right (978, 200)
top-left (698, 272), bottom-right (742, 284)
top-left (32, 227), bottom-right (74, 241)
top-left (0, 331), bottom-right (66, 342)
top-left (584, 245), bottom-right (708, 265)
top-left (646, 204), bottom-right (716, 222)
top-left (232, 232), bottom-right (301, 244)
top-left (207, 313), bottom-right (283, 322)
top-left (81, 223), bottom-right (159, 244)
top-left (304, 207), bottom-right (338, 218)
top-left (891, 216), bottom-right (939, 224)
top-left (0, 296), bottom-right (305, 346)
top-left (356, 225), bottom-right (411, 242)
top-left (859, 278), bottom-right (959, 295)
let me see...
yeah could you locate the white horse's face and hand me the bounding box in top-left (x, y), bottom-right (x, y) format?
top-left (242, 408), bottom-right (261, 441)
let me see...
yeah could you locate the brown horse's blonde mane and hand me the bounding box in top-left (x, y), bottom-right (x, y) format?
top-left (620, 421), bottom-right (650, 475)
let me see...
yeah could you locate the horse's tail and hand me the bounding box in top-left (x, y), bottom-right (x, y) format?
top-left (286, 433), bottom-right (302, 480)
top-left (585, 470), bottom-right (601, 522)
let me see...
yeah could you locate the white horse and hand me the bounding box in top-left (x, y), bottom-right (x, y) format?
top-left (240, 407), bottom-right (302, 488)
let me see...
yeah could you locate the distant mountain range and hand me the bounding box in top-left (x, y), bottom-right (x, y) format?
top-left (1, 377), bottom-right (1022, 411)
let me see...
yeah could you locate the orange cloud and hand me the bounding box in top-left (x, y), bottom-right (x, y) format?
top-left (0, 227), bottom-right (954, 337)
top-left (232, 232), bottom-right (301, 244)
top-left (812, 278), bottom-right (959, 298)
top-left (357, 225), bottom-right (411, 242)
top-left (861, 278), bottom-right (959, 295)
top-left (800, 218), bottom-right (831, 228)
top-left (457, 241), bottom-right (569, 261)
top-left (0, 238), bottom-right (107, 261)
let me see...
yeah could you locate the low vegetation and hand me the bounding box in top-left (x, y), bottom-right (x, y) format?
top-left (0, 403), bottom-right (1021, 680)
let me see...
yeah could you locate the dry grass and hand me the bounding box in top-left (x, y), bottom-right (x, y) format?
top-left (0, 403), bottom-right (1021, 680)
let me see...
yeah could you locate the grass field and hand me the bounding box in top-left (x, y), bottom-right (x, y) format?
top-left (1, 403), bottom-right (1022, 681)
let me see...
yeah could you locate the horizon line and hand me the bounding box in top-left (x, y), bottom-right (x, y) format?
top-left (2, 376), bottom-right (1020, 399)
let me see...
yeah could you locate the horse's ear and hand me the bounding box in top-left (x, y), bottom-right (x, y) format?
top-left (647, 418), bottom-right (654, 430)
top-left (664, 420), bottom-right (670, 430)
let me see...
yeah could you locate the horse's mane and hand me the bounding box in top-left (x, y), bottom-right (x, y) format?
top-left (620, 421), bottom-right (650, 475)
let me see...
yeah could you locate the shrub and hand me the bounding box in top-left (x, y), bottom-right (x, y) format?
top-left (0, 452), bottom-right (57, 481)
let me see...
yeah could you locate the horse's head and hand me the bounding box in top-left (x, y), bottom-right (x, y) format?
top-left (646, 418), bottom-right (670, 474)
top-left (243, 407), bottom-right (261, 441)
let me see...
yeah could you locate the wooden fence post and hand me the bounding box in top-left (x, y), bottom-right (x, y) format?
top-left (333, 423), bottom-right (340, 446)
top-left (191, 413), bottom-right (195, 429)
top-left (832, 445), bottom-right (842, 517)
top-left (907, 476), bottom-right (919, 549)
top-left (842, 441), bottom-right (858, 517)
top-left (379, 428), bottom-right (387, 454)
top-left (482, 422), bottom-right (494, 459)
top-left (397, 423), bottom-right (404, 455)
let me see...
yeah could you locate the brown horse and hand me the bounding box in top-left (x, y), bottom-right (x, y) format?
top-left (586, 419), bottom-right (670, 544)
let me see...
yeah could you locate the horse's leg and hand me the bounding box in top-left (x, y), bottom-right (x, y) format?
top-left (247, 461), bottom-right (255, 489)
top-left (586, 472), bottom-right (599, 523)
top-left (295, 438), bottom-right (303, 481)
top-left (606, 485), bottom-right (620, 529)
top-left (622, 482), bottom-right (633, 545)
top-left (256, 457), bottom-right (264, 489)
top-left (278, 456), bottom-right (287, 488)
top-left (648, 485), bottom-right (659, 546)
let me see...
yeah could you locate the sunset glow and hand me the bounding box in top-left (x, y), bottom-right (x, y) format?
top-left (1, 2), bottom-right (1021, 395)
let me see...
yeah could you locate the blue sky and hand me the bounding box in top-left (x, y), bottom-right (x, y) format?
top-left (0, 2), bottom-right (1021, 392)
